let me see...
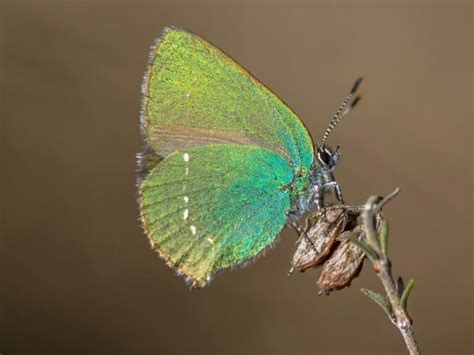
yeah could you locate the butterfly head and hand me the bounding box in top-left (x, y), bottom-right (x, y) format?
top-left (307, 78), bottom-right (364, 209)
top-left (308, 144), bottom-right (343, 210)
top-left (313, 77), bottom-right (364, 178)
top-left (317, 144), bottom-right (341, 172)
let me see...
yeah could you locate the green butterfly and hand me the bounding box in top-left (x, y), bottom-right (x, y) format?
top-left (138, 27), bottom-right (362, 287)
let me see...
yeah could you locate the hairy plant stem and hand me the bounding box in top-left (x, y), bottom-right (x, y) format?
top-left (362, 189), bottom-right (421, 355)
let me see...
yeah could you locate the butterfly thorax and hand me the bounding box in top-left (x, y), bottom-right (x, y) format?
top-left (289, 144), bottom-right (343, 218)
top-left (309, 162), bottom-right (338, 209)
top-left (310, 144), bottom-right (343, 209)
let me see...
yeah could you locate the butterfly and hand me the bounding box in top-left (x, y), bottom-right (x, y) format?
top-left (138, 26), bottom-right (362, 287)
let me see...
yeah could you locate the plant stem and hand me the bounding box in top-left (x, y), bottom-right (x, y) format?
top-left (362, 189), bottom-right (421, 355)
top-left (374, 259), bottom-right (420, 355)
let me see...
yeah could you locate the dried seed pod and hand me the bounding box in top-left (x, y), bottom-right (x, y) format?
top-left (317, 213), bottom-right (384, 295)
top-left (317, 225), bottom-right (366, 295)
top-left (290, 207), bottom-right (348, 273)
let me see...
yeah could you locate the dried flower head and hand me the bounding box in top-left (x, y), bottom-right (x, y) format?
top-left (290, 207), bottom-right (348, 273)
top-left (317, 224), bottom-right (366, 294)
top-left (291, 205), bottom-right (384, 295)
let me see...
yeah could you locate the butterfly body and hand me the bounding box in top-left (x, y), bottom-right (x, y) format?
top-left (138, 27), bottom-right (346, 287)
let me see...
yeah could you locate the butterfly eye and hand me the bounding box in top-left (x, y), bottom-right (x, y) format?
top-left (318, 148), bottom-right (332, 166)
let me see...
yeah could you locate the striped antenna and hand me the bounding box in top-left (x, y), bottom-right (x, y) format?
top-left (320, 77), bottom-right (363, 148)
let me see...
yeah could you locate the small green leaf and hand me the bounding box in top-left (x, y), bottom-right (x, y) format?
top-left (361, 288), bottom-right (393, 318)
top-left (400, 278), bottom-right (415, 312)
top-left (397, 276), bottom-right (405, 298)
top-left (380, 219), bottom-right (389, 257)
top-left (350, 235), bottom-right (378, 261)
top-left (363, 196), bottom-right (383, 253)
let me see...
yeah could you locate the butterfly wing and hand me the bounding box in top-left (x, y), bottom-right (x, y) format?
top-left (141, 26), bottom-right (314, 172)
top-left (140, 145), bottom-right (293, 287)
top-left (139, 27), bottom-right (315, 286)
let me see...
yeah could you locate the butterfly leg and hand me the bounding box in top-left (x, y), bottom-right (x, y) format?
top-left (286, 200), bottom-right (311, 246)
top-left (286, 207), bottom-right (319, 275)
top-left (287, 216), bottom-right (307, 243)
top-left (287, 215), bottom-right (308, 276)
top-left (333, 182), bottom-right (344, 204)
top-left (317, 181), bottom-right (345, 206)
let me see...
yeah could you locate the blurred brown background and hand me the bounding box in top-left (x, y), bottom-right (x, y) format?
top-left (1, 1), bottom-right (472, 354)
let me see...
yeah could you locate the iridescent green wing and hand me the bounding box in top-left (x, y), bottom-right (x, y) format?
top-left (140, 145), bottom-right (293, 287)
top-left (141, 26), bottom-right (314, 173)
